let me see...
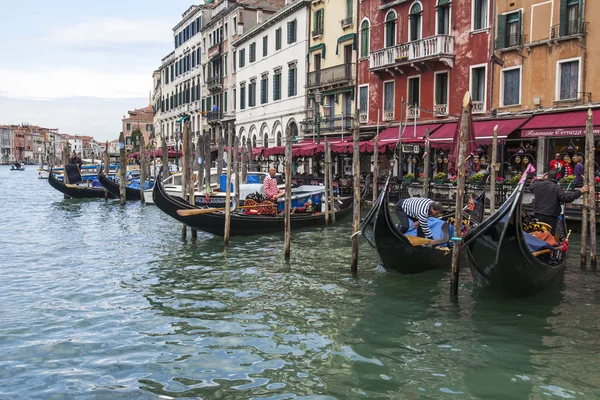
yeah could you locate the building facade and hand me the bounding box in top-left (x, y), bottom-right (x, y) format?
top-left (305, 0), bottom-right (357, 140)
top-left (0, 126), bottom-right (14, 164)
top-left (233, 0), bottom-right (309, 150)
top-left (358, 0), bottom-right (494, 129)
top-left (122, 106), bottom-right (154, 151)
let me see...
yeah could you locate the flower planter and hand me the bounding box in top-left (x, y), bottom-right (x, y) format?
top-left (434, 179), bottom-right (445, 185)
top-left (469, 180), bottom-right (483, 187)
top-left (559, 183), bottom-right (574, 190)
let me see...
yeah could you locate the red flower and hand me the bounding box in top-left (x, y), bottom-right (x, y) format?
top-left (595, 177), bottom-right (600, 184)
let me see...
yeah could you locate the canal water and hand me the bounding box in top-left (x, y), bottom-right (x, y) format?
top-left (1, 166), bottom-right (599, 400)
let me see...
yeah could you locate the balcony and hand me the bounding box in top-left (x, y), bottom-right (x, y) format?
top-left (207, 110), bottom-right (222, 124)
top-left (551, 21), bottom-right (587, 40)
top-left (359, 113), bottom-right (368, 123)
top-left (407, 106), bottom-right (420, 119)
top-left (472, 101), bottom-right (485, 114)
top-left (312, 27), bottom-right (323, 39)
top-left (208, 44), bottom-right (222, 60)
top-left (496, 33), bottom-right (528, 52)
top-left (307, 63), bottom-right (354, 89)
top-left (302, 114), bottom-right (354, 133)
top-left (383, 110), bottom-right (394, 121)
top-left (370, 35), bottom-right (454, 73)
top-left (207, 75), bottom-right (222, 92)
top-left (341, 17), bottom-right (353, 28)
top-left (434, 104), bottom-right (448, 117)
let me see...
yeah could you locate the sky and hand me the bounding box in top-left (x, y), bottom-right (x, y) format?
top-left (0, 0), bottom-right (196, 141)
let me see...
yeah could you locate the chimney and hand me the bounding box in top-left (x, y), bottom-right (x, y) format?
top-left (238, 21), bottom-right (244, 36)
top-left (257, 8), bottom-right (263, 24)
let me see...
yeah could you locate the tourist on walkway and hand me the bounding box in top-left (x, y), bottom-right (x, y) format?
top-left (574, 155), bottom-right (584, 187)
top-left (549, 153), bottom-right (565, 180)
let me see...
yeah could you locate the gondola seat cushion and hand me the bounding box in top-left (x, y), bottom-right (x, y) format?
top-left (405, 217), bottom-right (446, 241)
top-left (523, 232), bottom-right (556, 252)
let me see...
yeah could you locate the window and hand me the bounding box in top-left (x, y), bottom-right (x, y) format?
top-left (261, 77), bottom-right (268, 104)
top-left (385, 11), bottom-right (396, 48)
top-left (470, 65), bottom-right (486, 111)
top-left (287, 20), bottom-right (297, 44)
top-left (384, 81), bottom-right (394, 112)
top-left (239, 49), bottom-right (245, 68)
top-left (359, 85), bottom-right (368, 115)
top-left (224, 22), bottom-right (228, 37)
top-left (224, 54), bottom-right (228, 76)
top-left (224, 91), bottom-right (228, 112)
top-left (126, 123), bottom-right (131, 131)
top-left (408, 76), bottom-right (420, 108)
top-left (437, 0), bottom-right (450, 35)
top-left (233, 50), bottom-right (236, 72)
top-left (233, 17), bottom-right (237, 34)
top-left (501, 67), bottom-right (521, 106)
top-left (240, 85), bottom-right (246, 110)
top-left (276, 28), bottom-right (282, 50)
top-left (409, 3), bottom-right (422, 41)
top-left (313, 10), bottom-right (324, 37)
top-left (558, 59), bottom-right (579, 100)
top-left (249, 42), bottom-right (256, 63)
top-left (434, 72), bottom-right (449, 109)
top-left (497, 11), bottom-right (522, 48)
top-left (288, 66), bottom-right (297, 97)
top-left (263, 36), bottom-right (268, 57)
top-left (273, 71), bottom-right (281, 101)
top-left (560, 0), bottom-right (582, 36)
top-left (472, 0), bottom-right (489, 30)
top-left (360, 20), bottom-right (370, 58)
top-left (249, 80), bottom-right (256, 107)
top-left (233, 88), bottom-right (236, 110)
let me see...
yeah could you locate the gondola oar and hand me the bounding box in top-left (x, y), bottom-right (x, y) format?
top-left (177, 204), bottom-right (267, 217)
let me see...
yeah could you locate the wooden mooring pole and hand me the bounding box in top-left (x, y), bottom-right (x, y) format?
top-left (234, 134), bottom-right (240, 203)
top-left (323, 140), bottom-right (330, 226)
top-left (104, 141), bottom-right (110, 201)
top-left (489, 125), bottom-right (499, 214)
top-left (581, 126), bottom-right (590, 270)
top-left (351, 116), bottom-right (360, 274)
top-left (161, 132), bottom-right (169, 179)
top-left (450, 92), bottom-right (471, 299)
top-left (196, 132), bottom-right (205, 196)
top-left (372, 110), bottom-right (380, 203)
top-left (224, 125), bottom-right (233, 246)
top-left (139, 135), bottom-right (146, 204)
top-left (181, 120), bottom-right (191, 240)
top-left (241, 139), bottom-right (248, 183)
top-left (204, 131), bottom-right (211, 191)
top-left (586, 109), bottom-right (597, 271)
top-left (327, 139), bottom-right (335, 224)
top-left (284, 126), bottom-right (292, 260)
top-left (422, 128), bottom-right (431, 199)
top-left (187, 122), bottom-right (197, 239)
top-left (118, 131), bottom-right (127, 205)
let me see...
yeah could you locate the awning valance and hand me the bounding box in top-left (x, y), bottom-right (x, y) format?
top-left (519, 109), bottom-right (600, 138)
top-left (429, 118), bottom-right (529, 147)
top-left (307, 43), bottom-right (326, 60)
top-left (336, 33), bottom-right (357, 55)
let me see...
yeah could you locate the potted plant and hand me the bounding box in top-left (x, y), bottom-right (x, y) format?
top-left (559, 175), bottom-right (575, 190)
top-left (403, 173), bottom-right (415, 184)
top-left (496, 176), bottom-right (505, 185)
top-left (508, 174), bottom-right (521, 187)
top-left (595, 176), bottom-right (600, 192)
top-left (468, 172), bottom-right (485, 186)
top-left (449, 175), bottom-right (457, 186)
top-left (434, 172), bottom-right (447, 185)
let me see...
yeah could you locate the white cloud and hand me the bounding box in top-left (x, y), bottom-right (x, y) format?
top-left (47, 17), bottom-right (173, 46)
top-left (0, 67), bottom-right (152, 100)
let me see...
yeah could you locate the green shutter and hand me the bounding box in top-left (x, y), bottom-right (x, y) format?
top-left (559, 0), bottom-right (568, 36)
top-left (320, 10), bottom-right (324, 32)
top-left (287, 22), bottom-right (292, 43)
top-left (313, 11), bottom-right (317, 31)
top-left (518, 10), bottom-right (523, 44)
top-left (497, 14), bottom-right (507, 49)
top-left (224, 92), bottom-right (228, 112)
top-left (347, 0), bottom-right (352, 19)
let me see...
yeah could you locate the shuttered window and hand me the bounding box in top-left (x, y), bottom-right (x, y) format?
top-left (384, 82), bottom-right (394, 112)
top-left (263, 36), bottom-right (268, 57)
top-left (502, 68), bottom-right (520, 106)
top-left (313, 10), bottom-right (324, 36)
top-left (409, 3), bottom-right (422, 41)
top-left (385, 11), bottom-right (396, 48)
top-left (224, 91), bottom-right (228, 112)
top-left (560, 0), bottom-right (582, 36)
top-left (497, 11), bottom-right (522, 48)
top-left (359, 86), bottom-right (368, 113)
top-left (275, 28), bottom-right (282, 50)
top-left (261, 77), bottom-right (268, 104)
top-left (240, 86), bottom-right (246, 110)
top-left (233, 88), bottom-right (236, 110)
top-left (249, 43), bottom-right (256, 63)
top-left (273, 72), bottom-right (281, 101)
top-left (287, 20), bottom-right (297, 44)
top-left (288, 67), bottom-right (297, 97)
top-left (471, 67), bottom-right (486, 102)
top-left (473, 0), bottom-right (489, 30)
top-left (249, 81), bottom-right (256, 107)
top-left (435, 72), bottom-right (448, 106)
top-left (239, 49), bottom-right (245, 68)
top-left (559, 60), bottom-right (579, 100)
top-left (437, 3), bottom-right (450, 35)
top-left (408, 76), bottom-right (420, 107)
top-left (360, 20), bottom-right (369, 58)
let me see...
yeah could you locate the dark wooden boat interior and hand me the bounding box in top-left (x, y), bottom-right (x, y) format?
top-left (98, 169), bottom-right (142, 201)
top-left (48, 167), bottom-right (112, 199)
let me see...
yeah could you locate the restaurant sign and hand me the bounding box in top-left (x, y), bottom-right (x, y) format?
top-left (522, 127), bottom-right (600, 138)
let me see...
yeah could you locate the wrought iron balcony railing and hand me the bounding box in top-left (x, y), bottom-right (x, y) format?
top-left (302, 114), bottom-right (354, 132)
top-left (207, 110), bottom-right (222, 123)
top-left (551, 21), bottom-right (588, 39)
top-left (341, 17), bottom-right (353, 28)
top-left (307, 63), bottom-right (354, 89)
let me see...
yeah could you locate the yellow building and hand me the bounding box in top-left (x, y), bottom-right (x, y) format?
top-left (305, 0), bottom-right (357, 141)
top-left (492, 0), bottom-right (598, 112)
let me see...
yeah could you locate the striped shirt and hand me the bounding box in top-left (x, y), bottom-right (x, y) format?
top-left (263, 175), bottom-right (279, 198)
top-left (400, 198), bottom-right (434, 239)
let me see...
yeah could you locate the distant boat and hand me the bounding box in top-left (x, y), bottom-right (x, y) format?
top-left (48, 166), bottom-right (114, 199)
top-left (10, 162), bottom-right (25, 171)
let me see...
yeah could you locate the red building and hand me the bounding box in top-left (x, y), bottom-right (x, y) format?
top-left (358, 0), bottom-right (494, 133)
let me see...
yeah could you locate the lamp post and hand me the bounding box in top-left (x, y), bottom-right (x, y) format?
top-left (306, 90), bottom-right (328, 145)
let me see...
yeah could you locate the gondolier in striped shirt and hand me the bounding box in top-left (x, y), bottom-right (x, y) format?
top-left (395, 198), bottom-right (443, 239)
top-left (264, 167), bottom-right (283, 200)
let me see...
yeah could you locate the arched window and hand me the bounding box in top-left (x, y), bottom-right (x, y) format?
top-left (385, 11), bottom-right (396, 48)
top-left (276, 131), bottom-right (282, 146)
top-left (263, 133), bottom-right (269, 148)
top-left (252, 134), bottom-right (257, 149)
top-left (360, 20), bottom-right (370, 58)
top-left (409, 3), bottom-right (422, 41)
top-left (436, 0), bottom-right (451, 35)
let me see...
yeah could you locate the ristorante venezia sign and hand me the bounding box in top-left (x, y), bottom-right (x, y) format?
top-left (522, 127), bottom-right (600, 138)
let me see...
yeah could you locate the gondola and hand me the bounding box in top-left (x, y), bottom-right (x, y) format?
top-left (98, 169), bottom-right (142, 201)
top-left (360, 173), bottom-right (486, 274)
top-left (10, 162), bottom-right (25, 171)
top-left (461, 167), bottom-right (568, 298)
top-left (153, 171), bottom-right (369, 237)
top-left (48, 168), bottom-right (114, 199)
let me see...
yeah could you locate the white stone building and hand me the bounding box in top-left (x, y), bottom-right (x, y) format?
top-left (68, 136), bottom-right (83, 155)
top-left (233, 0), bottom-right (309, 150)
top-left (0, 126), bottom-right (14, 164)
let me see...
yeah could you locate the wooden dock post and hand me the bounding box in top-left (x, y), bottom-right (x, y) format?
top-left (186, 121), bottom-right (197, 239)
top-left (422, 128), bottom-right (431, 198)
top-left (118, 131), bottom-right (127, 205)
top-left (204, 131), bottom-right (211, 191)
top-left (284, 125), bottom-right (292, 260)
top-left (196, 132), bottom-right (205, 195)
top-left (351, 115), bottom-right (360, 274)
top-left (323, 140), bottom-right (330, 226)
top-left (161, 132), bottom-right (169, 178)
top-left (104, 141), bottom-right (110, 201)
top-left (372, 110), bottom-right (380, 203)
top-left (581, 118), bottom-right (590, 270)
top-left (224, 124), bottom-right (233, 246)
top-left (234, 134), bottom-right (240, 204)
top-left (489, 125), bottom-right (499, 214)
top-left (450, 92), bottom-right (471, 299)
top-left (139, 134), bottom-right (146, 204)
top-left (586, 109), bottom-right (597, 271)
top-left (327, 139), bottom-right (335, 224)
top-left (181, 119), bottom-right (192, 240)
top-left (247, 137), bottom-right (254, 172)
top-left (217, 129), bottom-right (224, 176)
top-left (241, 139), bottom-right (248, 183)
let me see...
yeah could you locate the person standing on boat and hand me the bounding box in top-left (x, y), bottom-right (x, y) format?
top-left (531, 170), bottom-right (588, 234)
top-left (395, 198), bottom-right (443, 239)
top-left (264, 167), bottom-right (283, 200)
top-left (69, 151), bottom-right (83, 170)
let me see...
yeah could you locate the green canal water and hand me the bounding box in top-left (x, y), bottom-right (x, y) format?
top-left (1, 166), bottom-right (599, 399)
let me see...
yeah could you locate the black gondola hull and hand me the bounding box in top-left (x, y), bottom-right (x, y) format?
top-left (48, 169), bottom-right (112, 199)
top-left (98, 170), bottom-right (142, 200)
top-left (153, 172), bottom-right (358, 236)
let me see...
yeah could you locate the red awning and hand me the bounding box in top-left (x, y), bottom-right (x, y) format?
top-left (262, 138), bottom-right (350, 157)
top-left (429, 118), bottom-right (528, 147)
top-left (519, 109), bottom-right (600, 138)
top-left (359, 124), bottom-right (441, 153)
